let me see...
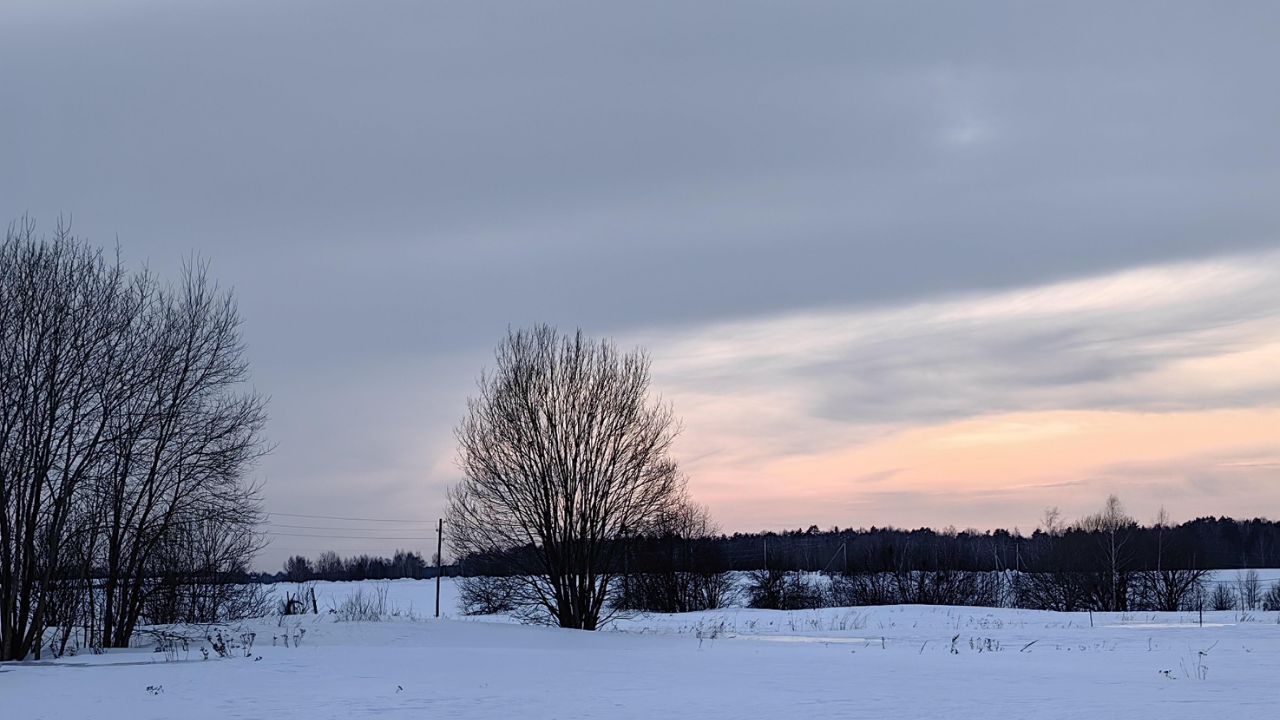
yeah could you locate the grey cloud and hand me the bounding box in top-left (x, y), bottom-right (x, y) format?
top-left (4, 1), bottom-right (1280, 341)
top-left (647, 251), bottom-right (1280, 436)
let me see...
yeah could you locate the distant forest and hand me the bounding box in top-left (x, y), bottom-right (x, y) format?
top-left (674, 515), bottom-right (1280, 574)
top-left (269, 550), bottom-right (440, 583)
top-left (275, 514), bottom-right (1280, 581)
top-left (271, 503), bottom-right (1280, 614)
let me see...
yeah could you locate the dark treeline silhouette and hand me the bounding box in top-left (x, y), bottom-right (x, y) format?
top-left (710, 503), bottom-right (1280, 612)
top-left (458, 514), bottom-right (1279, 578)
top-left (272, 550), bottom-right (445, 583)
top-left (269, 504), bottom-right (1280, 617)
top-left (712, 515), bottom-right (1280, 574)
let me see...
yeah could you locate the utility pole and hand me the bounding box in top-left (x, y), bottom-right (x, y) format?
top-left (821, 541), bottom-right (848, 574)
top-left (435, 518), bottom-right (444, 618)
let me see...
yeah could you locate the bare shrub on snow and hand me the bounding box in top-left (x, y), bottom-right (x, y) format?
top-left (332, 583), bottom-right (390, 622)
top-left (1130, 569), bottom-right (1208, 611)
top-left (745, 569), bottom-right (825, 610)
top-left (1210, 583), bottom-right (1237, 611)
top-left (613, 498), bottom-right (736, 614)
top-left (828, 570), bottom-right (1006, 608)
top-left (278, 584), bottom-right (318, 616)
top-left (829, 572), bottom-right (896, 607)
top-left (1261, 582), bottom-right (1280, 612)
top-left (459, 575), bottom-right (525, 616)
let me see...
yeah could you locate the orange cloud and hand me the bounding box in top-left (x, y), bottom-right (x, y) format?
top-left (687, 408), bottom-right (1280, 532)
top-left (633, 250), bottom-right (1280, 532)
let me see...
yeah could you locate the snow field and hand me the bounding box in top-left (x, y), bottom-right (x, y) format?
top-left (2, 576), bottom-right (1278, 719)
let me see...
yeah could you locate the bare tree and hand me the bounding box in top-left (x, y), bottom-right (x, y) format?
top-left (314, 551), bottom-right (344, 580)
top-left (1132, 568), bottom-right (1207, 611)
top-left (1076, 495), bottom-right (1135, 611)
top-left (449, 326), bottom-right (684, 630)
top-left (94, 262), bottom-right (267, 647)
top-left (283, 555), bottom-right (313, 582)
top-left (1210, 583), bottom-right (1237, 611)
top-left (1237, 569), bottom-right (1262, 611)
top-left (1131, 507), bottom-right (1207, 611)
top-left (0, 220), bottom-right (268, 659)
top-left (143, 510), bottom-right (268, 626)
top-left (0, 220), bottom-right (138, 660)
top-left (1040, 507), bottom-right (1064, 536)
top-left (1015, 506), bottom-right (1093, 611)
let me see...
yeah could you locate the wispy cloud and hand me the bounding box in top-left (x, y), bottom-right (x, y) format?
top-left (632, 250), bottom-right (1280, 528)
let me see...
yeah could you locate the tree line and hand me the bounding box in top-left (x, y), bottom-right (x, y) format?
top-left (456, 493), bottom-right (1280, 616)
top-left (712, 512), bottom-right (1280, 575)
top-left (0, 221), bottom-right (266, 660)
top-left (276, 550), bottom-right (440, 582)
top-left (728, 497), bottom-right (1280, 613)
top-left (275, 504), bottom-right (1280, 614)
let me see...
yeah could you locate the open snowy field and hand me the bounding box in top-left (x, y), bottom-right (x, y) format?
top-left (3, 577), bottom-right (1279, 719)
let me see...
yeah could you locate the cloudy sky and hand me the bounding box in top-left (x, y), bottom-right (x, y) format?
top-left (3, 0), bottom-right (1278, 567)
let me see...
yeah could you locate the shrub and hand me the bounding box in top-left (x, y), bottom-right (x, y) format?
top-left (829, 572), bottom-right (896, 607)
top-left (1262, 581), bottom-right (1280, 612)
top-left (332, 583), bottom-right (389, 621)
top-left (746, 569), bottom-right (825, 610)
top-left (613, 571), bottom-right (738, 613)
top-left (277, 584), bottom-right (317, 615)
top-left (1210, 583), bottom-right (1237, 611)
top-left (458, 575), bottom-right (523, 616)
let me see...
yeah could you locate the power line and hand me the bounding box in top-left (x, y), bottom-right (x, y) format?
top-left (264, 531), bottom-right (438, 540)
top-left (265, 543), bottom-right (435, 551)
top-left (264, 511), bottom-right (437, 524)
top-left (265, 522), bottom-right (440, 532)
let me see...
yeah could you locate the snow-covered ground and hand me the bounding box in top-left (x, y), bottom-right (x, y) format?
top-left (3, 576), bottom-right (1279, 719)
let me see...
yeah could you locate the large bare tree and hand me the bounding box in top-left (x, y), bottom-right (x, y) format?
top-left (93, 262), bottom-right (267, 647)
top-left (0, 220), bottom-right (137, 660)
top-left (0, 219), bottom-right (266, 659)
top-left (449, 326), bottom-right (683, 630)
